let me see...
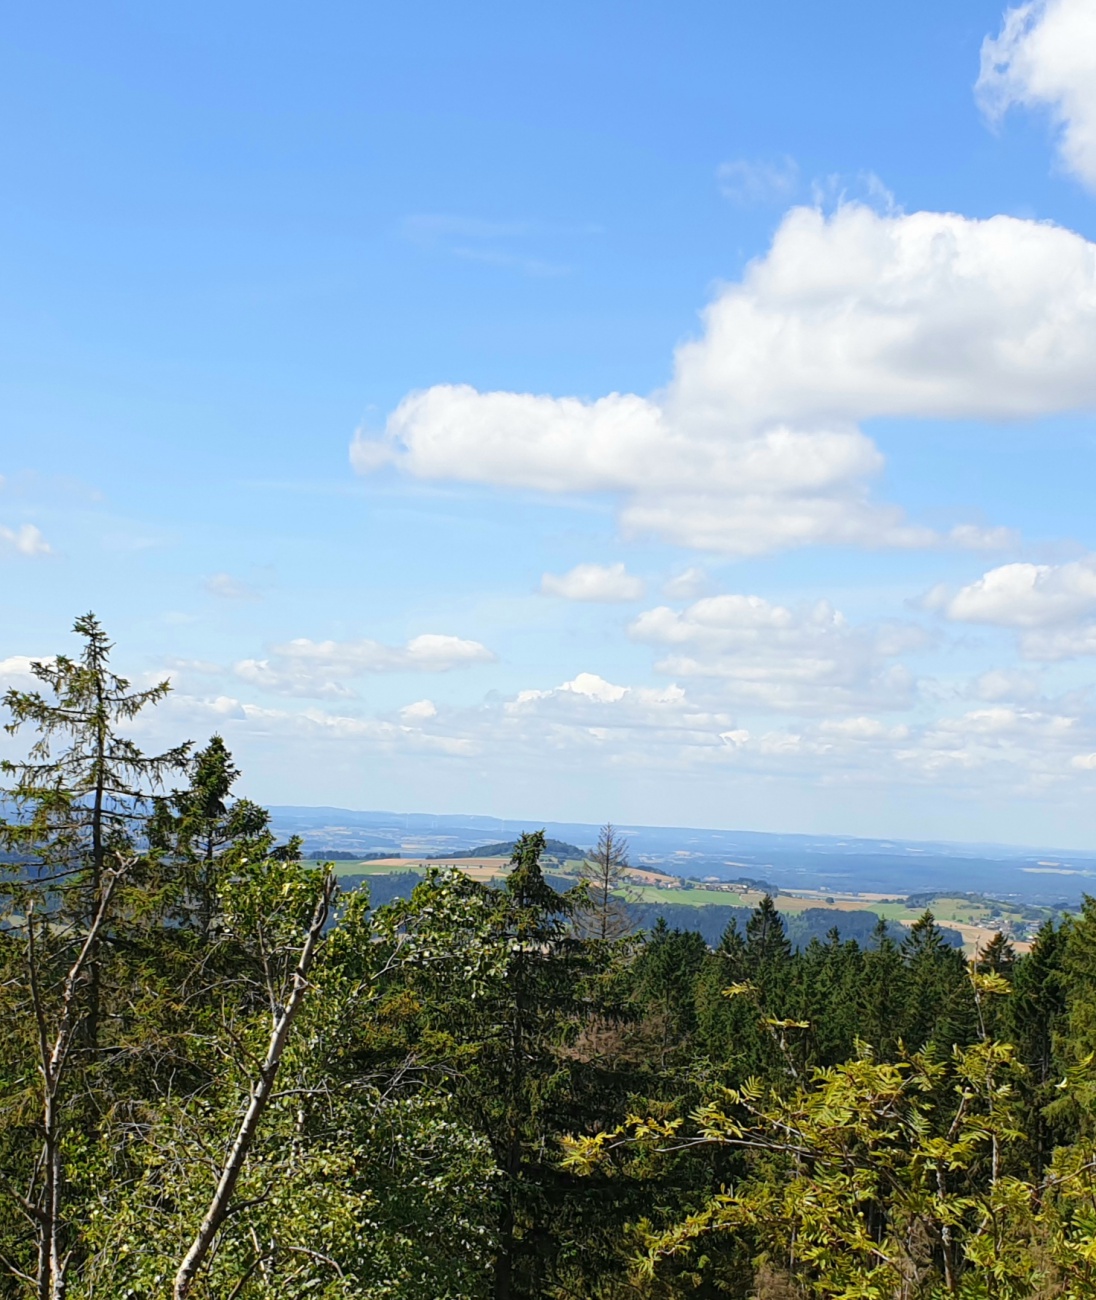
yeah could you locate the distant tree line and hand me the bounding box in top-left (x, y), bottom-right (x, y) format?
top-left (2, 616), bottom-right (1096, 1298)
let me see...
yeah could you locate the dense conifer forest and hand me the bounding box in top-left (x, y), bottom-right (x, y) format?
top-left (5, 618), bottom-right (1096, 1298)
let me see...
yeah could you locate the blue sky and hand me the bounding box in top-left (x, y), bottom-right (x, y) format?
top-left (4, 0), bottom-right (1096, 847)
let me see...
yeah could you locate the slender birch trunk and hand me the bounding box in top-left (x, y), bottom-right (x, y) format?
top-left (26, 871), bottom-right (121, 1300)
top-left (172, 874), bottom-right (334, 1300)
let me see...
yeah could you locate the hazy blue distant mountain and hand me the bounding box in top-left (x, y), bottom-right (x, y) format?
top-left (269, 805), bottom-right (1096, 903)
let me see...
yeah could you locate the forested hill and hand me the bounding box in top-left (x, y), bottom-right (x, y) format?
top-left (426, 837), bottom-right (587, 861)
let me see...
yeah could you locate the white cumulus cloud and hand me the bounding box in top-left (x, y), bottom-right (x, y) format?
top-left (931, 557), bottom-right (1096, 661)
top-left (540, 562), bottom-right (645, 602)
top-left (400, 698), bottom-right (438, 721)
top-left (0, 524), bottom-right (53, 557)
top-left (935, 557), bottom-right (1096, 627)
top-left (941, 556), bottom-right (1096, 626)
top-left (503, 672), bottom-right (737, 757)
top-left (354, 202), bottom-right (1096, 554)
top-left (978, 0), bottom-right (1096, 190)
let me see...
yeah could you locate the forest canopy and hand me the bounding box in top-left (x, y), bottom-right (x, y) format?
top-left (3, 616), bottom-right (1096, 1299)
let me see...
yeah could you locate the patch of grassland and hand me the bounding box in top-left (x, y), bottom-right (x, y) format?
top-left (325, 860), bottom-right (422, 878)
top-left (629, 885), bottom-right (749, 907)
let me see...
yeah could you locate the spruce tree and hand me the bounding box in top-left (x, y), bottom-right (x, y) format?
top-left (793, 931), bottom-right (865, 1068)
top-left (380, 832), bottom-right (587, 1299)
top-left (859, 918), bottom-right (906, 1057)
top-left (901, 911), bottom-right (974, 1053)
top-left (574, 822), bottom-right (635, 942)
top-left (631, 918), bottom-right (707, 1068)
top-left (492, 831), bottom-right (581, 1298)
top-left (695, 917), bottom-right (758, 1072)
top-left (746, 895), bottom-right (792, 970)
top-left (1049, 900), bottom-right (1096, 1140)
top-left (717, 915), bottom-right (747, 966)
top-left (977, 931), bottom-right (1016, 974)
top-left (1009, 919), bottom-right (1068, 1169)
top-left (150, 733), bottom-right (270, 935)
top-left (1, 612), bottom-right (190, 1045)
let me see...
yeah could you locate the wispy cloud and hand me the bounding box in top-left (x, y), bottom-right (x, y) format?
top-left (541, 562), bottom-right (645, 602)
top-left (403, 215), bottom-right (539, 242)
top-left (205, 572), bottom-right (262, 601)
top-left (663, 567), bottom-right (711, 600)
top-left (401, 213), bottom-right (601, 278)
top-left (447, 245), bottom-right (569, 278)
top-left (716, 156), bottom-right (799, 206)
top-left (0, 523), bottom-right (53, 557)
top-left (629, 592), bottom-right (925, 715)
top-left (808, 170), bottom-right (901, 215)
top-left (233, 633), bottom-right (497, 698)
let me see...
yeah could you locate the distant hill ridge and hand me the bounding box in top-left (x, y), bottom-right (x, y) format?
top-left (425, 838), bottom-right (587, 861)
top-left (266, 806), bottom-right (1096, 903)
